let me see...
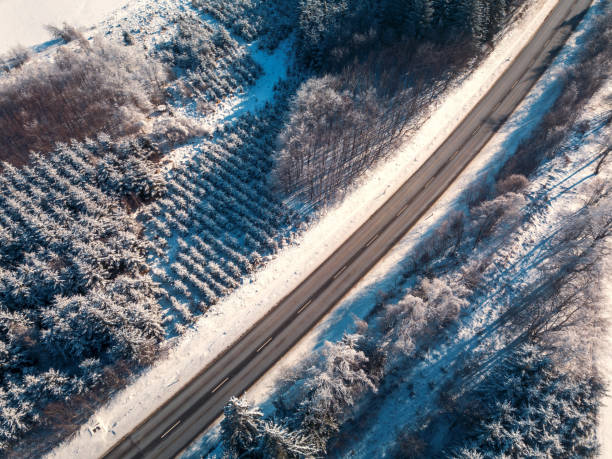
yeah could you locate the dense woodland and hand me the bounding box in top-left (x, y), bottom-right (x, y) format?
top-left (0, 2), bottom-right (303, 453)
top-left (0, 138), bottom-right (166, 452)
top-left (273, 0), bottom-right (523, 206)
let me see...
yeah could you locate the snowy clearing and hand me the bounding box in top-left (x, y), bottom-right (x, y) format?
top-left (47, 0), bottom-right (569, 457)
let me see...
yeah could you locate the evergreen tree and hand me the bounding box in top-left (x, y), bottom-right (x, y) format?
top-left (405, 0), bottom-right (435, 38)
top-left (468, 0), bottom-right (489, 42)
top-left (487, 0), bottom-right (508, 39)
top-left (220, 397), bottom-right (263, 457)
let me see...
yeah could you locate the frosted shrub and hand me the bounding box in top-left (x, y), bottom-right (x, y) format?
top-left (0, 37), bottom-right (167, 165)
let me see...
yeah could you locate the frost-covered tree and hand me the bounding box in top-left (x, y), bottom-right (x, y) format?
top-left (257, 421), bottom-right (320, 458)
top-left (221, 397), bottom-right (263, 457)
top-left (298, 334), bottom-right (376, 451)
top-left (454, 344), bottom-right (602, 457)
top-left (0, 137), bottom-right (165, 453)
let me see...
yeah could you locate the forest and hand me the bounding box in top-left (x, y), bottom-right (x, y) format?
top-left (0, 2), bottom-right (305, 453)
top-left (0, 138), bottom-right (166, 452)
top-left (0, 0), bottom-right (609, 455)
top-left (274, 0), bottom-right (521, 206)
top-left (197, 0), bottom-right (523, 207)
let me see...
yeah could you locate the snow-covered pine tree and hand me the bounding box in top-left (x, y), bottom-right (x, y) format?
top-left (221, 397), bottom-right (263, 457)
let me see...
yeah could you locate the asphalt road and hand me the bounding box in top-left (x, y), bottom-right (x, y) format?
top-left (103, 1), bottom-right (593, 457)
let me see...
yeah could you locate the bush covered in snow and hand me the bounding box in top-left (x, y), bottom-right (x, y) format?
top-left (158, 13), bottom-right (261, 103)
top-left (0, 36), bottom-right (168, 166)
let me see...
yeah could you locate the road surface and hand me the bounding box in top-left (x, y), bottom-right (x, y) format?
top-left (103, 1), bottom-right (593, 457)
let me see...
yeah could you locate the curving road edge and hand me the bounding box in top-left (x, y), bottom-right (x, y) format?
top-left (103, 1), bottom-right (593, 457)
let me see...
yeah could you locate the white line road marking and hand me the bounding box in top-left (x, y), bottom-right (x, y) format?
top-left (449, 150), bottom-right (460, 161)
top-left (333, 265), bottom-right (347, 279)
top-left (396, 203), bottom-right (409, 217)
top-left (256, 337), bottom-right (273, 353)
top-left (544, 38), bottom-right (551, 47)
top-left (160, 420), bottom-right (181, 439)
top-left (211, 377), bottom-right (229, 394)
top-left (297, 299), bottom-right (312, 314)
top-left (365, 233), bottom-right (380, 247)
top-left (512, 79), bottom-right (519, 89)
top-left (423, 176), bottom-right (435, 189)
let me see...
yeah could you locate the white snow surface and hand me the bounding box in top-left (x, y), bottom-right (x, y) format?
top-left (47, 0), bottom-right (568, 457)
top-left (0, 0), bottom-right (129, 53)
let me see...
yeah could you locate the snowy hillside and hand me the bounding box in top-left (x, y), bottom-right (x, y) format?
top-left (0, 0), bottom-right (128, 53)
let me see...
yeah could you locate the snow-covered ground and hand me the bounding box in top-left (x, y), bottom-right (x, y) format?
top-left (0, 0), bottom-right (129, 53)
top-left (47, 0), bottom-right (573, 457)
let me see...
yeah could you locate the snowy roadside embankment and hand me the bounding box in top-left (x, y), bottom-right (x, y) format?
top-left (48, 0), bottom-right (564, 458)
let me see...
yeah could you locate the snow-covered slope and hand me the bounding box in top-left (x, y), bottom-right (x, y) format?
top-left (0, 0), bottom-right (129, 53)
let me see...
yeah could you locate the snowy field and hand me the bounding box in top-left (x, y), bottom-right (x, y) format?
top-left (46, 0), bottom-right (571, 457)
top-left (0, 0), bottom-right (129, 53)
top-left (182, 0), bottom-right (611, 455)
